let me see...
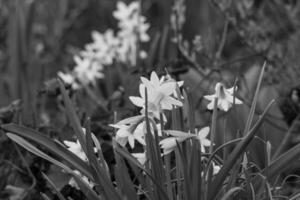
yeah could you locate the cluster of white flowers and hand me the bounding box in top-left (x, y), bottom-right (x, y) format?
top-left (111, 76), bottom-right (243, 171)
top-left (108, 71), bottom-right (184, 165)
top-left (58, 1), bottom-right (150, 89)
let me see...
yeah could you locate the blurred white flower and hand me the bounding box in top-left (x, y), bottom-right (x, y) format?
top-left (170, 0), bottom-right (186, 31)
top-left (64, 140), bottom-right (87, 161)
top-left (57, 71), bottom-right (79, 90)
top-left (69, 170), bottom-right (94, 190)
top-left (204, 82), bottom-right (243, 112)
top-left (113, 1), bottom-right (150, 66)
top-left (113, 1), bottom-right (139, 20)
top-left (73, 56), bottom-right (104, 86)
top-left (82, 29), bottom-right (119, 66)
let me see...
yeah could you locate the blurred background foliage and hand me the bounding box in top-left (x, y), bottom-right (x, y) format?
top-left (1, 0), bottom-right (300, 199)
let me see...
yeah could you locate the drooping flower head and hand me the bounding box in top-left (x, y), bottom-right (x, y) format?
top-left (111, 115), bottom-right (162, 149)
top-left (159, 127), bottom-right (211, 155)
top-left (204, 82), bottom-right (243, 112)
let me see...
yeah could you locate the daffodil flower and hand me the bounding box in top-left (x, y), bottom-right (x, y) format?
top-left (63, 128), bottom-right (98, 161)
top-left (113, 1), bottom-right (139, 21)
top-left (82, 29), bottom-right (119, 66)
top-left (113, 1), bottom-right (150, 66)
top-left (159, 130), bottom-right (195, 155)
top-left (132, 152), bottom-right (147, 165)
top-left (129, 72), bottom-right (183, 121)
top-left (212, 162), bottom-right (221, 175)
top-left (196, 127), bottom-right (211, 152)
top-left (160, 127), bottom-right (211, 155)
top-left (204, 82), bottom-right (242, 112)
top-left (64, 140), bottom-right (87, 161)
top-left (73, 56), bottom-right (104, 85)
top-left (111, 118), bottom-right (162, 148)
top-left (69, 170), bottom-right (94, 190)
top-left (57, 71), bottom-right (79, 90)
top-left (111, 123), bottom-right (146, 149)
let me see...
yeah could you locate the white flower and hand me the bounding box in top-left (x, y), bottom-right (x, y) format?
top-left (170, 0), bottom-right (186, 31)
top-left (111, 123), bottom-right (146, 149)
top-left (69, 170), bottom-right (94, 189)
top-left (204, 82), bottom-right (242, 112)
top-left (73, 56), bottom-right (104, 85)
top-left (64, 140), bottom-right (87, 161)
top-left (160, 73), bottom-right (184, 98)
top-left (57, 71), bottom-right (79, 90)
top-left (129, 72), bottom-right (183, 120)
top-left (212, 162), bottom-right (221, 175)
top-left (113, 1), bottom-right (139, 20)
top-left (196, 127), bottom-right (211, 153)
top-left (82, 30), bottom-right (119, 66)
top-left (160, 128), bottom-right (212, 155)
top-left (113, 1), bottom-right (150, 66)
top-left (63, 128), bottom-right (97, 161)
top-left (132, 152), bottom-right (146, 165)
top-left (159, 130), bottom-right (194, 155)
top-left (111, 119), bottom-right (162, 149)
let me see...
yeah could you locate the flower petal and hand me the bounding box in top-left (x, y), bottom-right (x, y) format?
top-left (198, 127), bottom-right (210, 138)
top-left (158, 82), bottom-right (177, 96)
top-left (129, 96), bottom-right (144, 107)
top-left (150, 71), bottom-right (160, 87)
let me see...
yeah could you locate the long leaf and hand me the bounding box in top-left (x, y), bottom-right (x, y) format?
top-left (244, 62), bottom-right (266, 134)
top-left (58, 79), bottom-right (87, 153)
top-left (1, 123), bottom-right (93, 179)
top-left (6, 133), bottom-right (100, 200)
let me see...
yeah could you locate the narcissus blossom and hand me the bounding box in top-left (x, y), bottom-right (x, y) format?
top-left (160, 127), bottom-right (211, 155)
top-left (129, 71), bottom-right (183, 120)
top-left (111, 123), bottom-right (146, 149)
top-left (64, 140), bottom-right (87, 161)
top-left (113, 1), bottom-right (150, 66)
top-left (69, 170), bottom-right (94, 190)
top-left (82, 29), bottom-right (119, 66)
top-left (132, 152), bottom-right (147, 165)
top-left (73, 56), bottom-right (104, 86)
top-left (204, 82), bottom-right (242, 112)
top-left (57, 71), bottom-right (79, 90)
top-left (196, 127), bottom-right (211, 152)
top-left (111, 118), bottom-right (162, 149)
top-left (212, 162), bottom-right (221, 175)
